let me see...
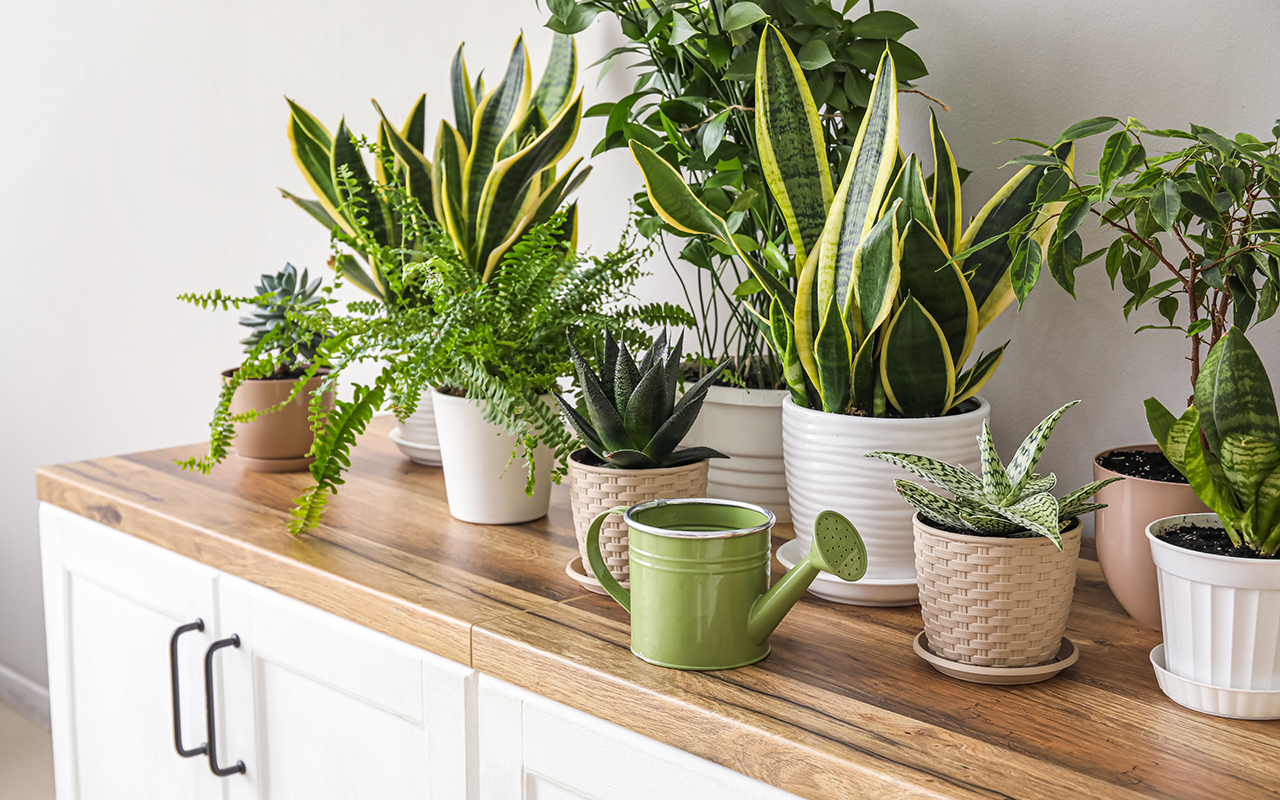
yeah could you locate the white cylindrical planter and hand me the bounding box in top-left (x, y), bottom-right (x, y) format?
top-left (432, 389), bottom-right (552, 525)
top-left (684, 386), bottom-right (791, 522)
top-left (780, 397), bottom-right (989, 605)
top-left (390, 389), bottom-right (442, 466)
top-left (1148, 514), bottom-right (1280, 694)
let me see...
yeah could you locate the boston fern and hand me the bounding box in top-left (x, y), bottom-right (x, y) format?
top-left (558, 329), bottom-right (728, 469)
top-left (867, 402), bottom-right (1121, 549)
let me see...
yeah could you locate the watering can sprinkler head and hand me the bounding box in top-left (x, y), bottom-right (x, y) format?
top-left (748, 510), bottom-right (868, 643)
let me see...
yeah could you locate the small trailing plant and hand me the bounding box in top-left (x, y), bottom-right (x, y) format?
top-left (632, 31), bottom-right (1070, 417)
top-left (1147, 327), bottom-right (1280, 556)
top-left (867, 402), bottom-right (1121, 549)
top-left (545, 0), bottom-right (933, 389)
top-left (1018, 117), bottom-right (1280, 398)
top-left (557, 329), bottom-right (729, 469)
top-left (284, 33), bottom-right (589, 304)
top-left (175, 264), bottom-right (334, 475)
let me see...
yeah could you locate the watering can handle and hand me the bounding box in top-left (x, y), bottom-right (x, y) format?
top-left (586, 507), bottom-right (631, 613)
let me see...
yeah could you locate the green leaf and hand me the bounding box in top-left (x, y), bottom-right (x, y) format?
top-left (1196, 328), bottom-right (1280, 458)
top-left (1010, 238), bottom-right (1043, 306)
top-left (1144, 397), bottom-right (1179, 455)
top-left (734, 276), bottom-right (764, 297)
top-left (1054, 116), bottom-right (1121, 145)
top-left (814, 298), bottom-right (853, 413)
top-left (1002, 493), bottom-right (1063, 547)
top-left (865, 452), bottom-right (985, 501)
top-left (797, 39), bottom-right (835, 69)
top-left (893, 481), bottom-right (970, 530)
top-left (978, 420), bottom-right (1012, 501)
top-left (1006, 401), bottom-right (1079, 496)
top-left (899, 220), bottom-right (972, 367)
top-left (701, 109), bottom-right (729, 159)
top-left (1158, 295), bottom-right (1179, 324)
top-left (930, 111), bottom-right (963, 253)
top-left (669, 13), bottom-right (699, 45)
top-left (723, 2), bottom-right (769, 30)
top-left (848, 10), bottom-right (918, 40)
top-left (1036, 169), bottom-right (1071, 205)
top-left (1058, 196), bottom-right (1091, 238)
top-left (1149, 178), bottom-right (1182, 230)
top-left (1221, 435), bottom-right (1280, 506)
top-left (1047, 230), bottom-right (1083, 298)
top-left (1099, 130), bottom-right (1134, 190)
top-left (880, 296), bottom-right (955, 418)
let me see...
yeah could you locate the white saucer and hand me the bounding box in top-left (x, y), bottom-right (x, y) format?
top-left (1150, 644), bottom-right (1280, 720)
top-left (775, 538), bottom-right (919, 606)
top-left (389, 427), bottom-right (442, 466)
top-left (913, 632), bottom-right (1079, 685)
top-left (566, 556), bottom-right (629, 595)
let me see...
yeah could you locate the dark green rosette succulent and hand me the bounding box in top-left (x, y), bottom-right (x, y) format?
top-left (556, 330), bottom-right (729, 469)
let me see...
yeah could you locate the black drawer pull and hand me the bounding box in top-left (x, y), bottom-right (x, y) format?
top-left (203, 635), bottom-right (246, 777)
top-left (169, 620), bottom-right (207, 758)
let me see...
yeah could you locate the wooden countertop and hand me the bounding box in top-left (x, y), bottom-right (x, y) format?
top-left (36, 417), bottom-right (1280, 800)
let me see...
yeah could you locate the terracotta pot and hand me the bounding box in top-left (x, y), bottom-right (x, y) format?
top-left (566, 449), bottom-right (709, 592)
top-left (1093, 444), bottom-right (1210, 630)
top-left (914, 515), bottom-right (1082, 667)
top-left (683, 385), bottom-right (790, 522)
top-left (228, 371), bottom-right (331, 472)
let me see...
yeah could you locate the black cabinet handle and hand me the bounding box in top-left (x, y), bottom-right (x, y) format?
top-left (170, 620), bottom-right (207, 758)
top-left (203, 635), bottom-right (246, 777)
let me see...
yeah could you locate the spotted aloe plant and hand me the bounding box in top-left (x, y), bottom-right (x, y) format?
top-left (866, 402), bottom-right (1120, 549)
top-left (556, 330), bottom-right (729, 469)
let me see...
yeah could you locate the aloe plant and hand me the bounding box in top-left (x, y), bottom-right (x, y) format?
top-left (556, 330), bottom-right (729, 469)
top-left (283, 33), bottom-right (589, 301)
top-left (867, 402), bottom-right (1120, 549)
top-left (1146, 327), bottom-right (1280, 555)
top-left (630, 26), bottom-right (1073, 417)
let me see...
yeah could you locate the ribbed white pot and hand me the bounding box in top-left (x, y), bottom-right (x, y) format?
top-left (392, 389), bottom-right (442, 466)
top-left (782, 397), bottom-right (990, 587)
top-left (432, 389), bottom-right (552, 525)
top-left (1148, 514), bottom-right (1280, 693)
top-left (684, 385), bottom-right (791, 523)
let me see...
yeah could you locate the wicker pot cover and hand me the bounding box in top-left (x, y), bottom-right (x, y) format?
top-left (914, 514), bottom-right (1082, 667)
top-left (568, 448), bottom-right (709, 585)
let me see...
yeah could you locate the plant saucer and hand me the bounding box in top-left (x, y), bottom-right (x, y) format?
top-left (775, 538), bottom-right (918, 606)
top-left (912, 631), bottom-right (1079, 685)
top-left (389, 427), bottom-right (442, 466)
top-left (236, 454), bottom-right (314, 473)
top-left (565, 556), bottom-right (629, 595)
top-left (1150, 644), bottom-right (1280, 720)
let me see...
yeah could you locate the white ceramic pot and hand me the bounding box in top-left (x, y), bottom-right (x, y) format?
top-left (684, 385), bottom-right (791, 523)
top-left (390, 389), bottom-right (442, 466)
top-left (1147, 514), bottom-right (1280, 702)
top-left (431, 389), bottom-right (552, 525)
top-left (780, 396), bottom-right (990, 605)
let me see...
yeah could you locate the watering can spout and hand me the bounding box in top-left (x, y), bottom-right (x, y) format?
top-left (748, 511), bottom-right (869, 643)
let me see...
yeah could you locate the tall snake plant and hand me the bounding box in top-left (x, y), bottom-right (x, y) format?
top-left (283, 33), bottom-right (589, 301)
top-left (630, 26), bottom-right (1073, 417)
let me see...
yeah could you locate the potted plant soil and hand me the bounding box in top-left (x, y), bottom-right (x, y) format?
top-left (632, 34), bottom-right (1070, 605)
top-left (868, 402), bottom-right (1120, 684)
top-left (180, 263), bottom-right (333, 474)
top-left (1019, 117), bottom-right (1280, 629)
top-left (1145, 328), bottom-right (1280, 719)
top-left (556, 330), bottom-right (728, 591)
top-left (563, 2), bottom-right (932, 526)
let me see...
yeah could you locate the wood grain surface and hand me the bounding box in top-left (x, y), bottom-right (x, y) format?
top-left (37, 417), bottom-right (1280, 799)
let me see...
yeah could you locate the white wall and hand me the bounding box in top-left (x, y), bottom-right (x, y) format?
top-left (2, 0), bottom-right (1277, 691)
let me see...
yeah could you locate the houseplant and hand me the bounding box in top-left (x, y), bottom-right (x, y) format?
top-left (284, 32), bottom-right (589, 466)
top-left (547, 0), bottom-right (932, 522)
top-left (557, 329), bottom-right (728, 590)
top-left (1145, 327), bottom-right (1280, 718)
top-left (868, 402), bottom-right (1120, 682)
top-left (631, 31), bottom-right (1070, 603)
top-left (1019, 118), bottom-right (1280, 628)
top-left (178, 264), bottom-right (333, 473)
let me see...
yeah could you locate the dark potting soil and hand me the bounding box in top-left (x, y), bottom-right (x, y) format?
top-left (1096, 448), bottom-right (1188, 484)
top-left (1157, 524), bottom-right (1280, 560)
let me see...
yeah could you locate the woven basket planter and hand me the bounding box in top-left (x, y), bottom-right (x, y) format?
top-left (568, 448), bottom-right (709, 587)
top-left (914, 514), bottom-right (1082, 667)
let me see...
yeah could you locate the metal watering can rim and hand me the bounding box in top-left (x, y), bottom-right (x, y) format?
top-left (623, 498), bottom-right (776, 539)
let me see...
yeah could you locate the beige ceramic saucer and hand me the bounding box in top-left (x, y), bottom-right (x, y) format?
top-left (912, 631), bottom-right (1079, 685)
top-left (565, 556), bottom-right (630, 595)
top-left (236, 454), bottom-right (314, 473)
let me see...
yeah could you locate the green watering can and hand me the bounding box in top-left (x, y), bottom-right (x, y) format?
top-left (587, 498), bottom-right (867, 670)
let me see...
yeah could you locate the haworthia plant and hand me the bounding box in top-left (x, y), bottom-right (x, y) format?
top-left (630, 26), bottom-right (1074, 417)
top-left (867, 401), bottom-right (1120, 549)
top-left (555, 330), bottom-right (729, 469)
top-left (1146, 327), bottom-right (1280, 555)
top-left (283, 33), bottom-right (589, 303)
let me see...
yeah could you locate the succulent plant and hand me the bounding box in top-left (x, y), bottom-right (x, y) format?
top-left (556, 330), bottom-right (729, 469)
top-left (866, 402), bottom-right (1121, 549)
top-left (239, 263), bottom-right (327, 373)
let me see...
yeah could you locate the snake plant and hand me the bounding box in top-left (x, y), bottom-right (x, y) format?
top-left (1147, 328), bottom-right (1280, 555)
top-left (556, 330), bottom-right (729, 469)
top-left (283, 33), bottom-right (589, 300)
top-left (868, 402), bottom-right (1120, 549)
top-left (630, 26), bottom-right (1073, 417)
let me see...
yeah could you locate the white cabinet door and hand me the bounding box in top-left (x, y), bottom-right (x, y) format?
top-left (477, 675), bottom-right (799, 800)
top-left (215, 575), bottom-right (475, 800)
top-left (40, 503), bottom-right (225, 800)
